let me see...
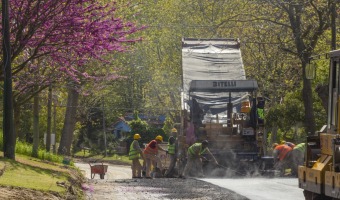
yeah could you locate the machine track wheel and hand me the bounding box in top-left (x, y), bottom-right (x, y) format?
top-left (303, 190), bottom-right (332, 200)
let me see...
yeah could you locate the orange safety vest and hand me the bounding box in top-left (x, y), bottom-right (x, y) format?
top-left (144, 140), bottom-right (158, 155)
top-left (275, 145), bottom-right (292, 161)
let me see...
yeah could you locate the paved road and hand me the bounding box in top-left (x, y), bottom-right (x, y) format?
top-left (75, 162), bottom-right (131, 180)
top-left (75, 163), bottom-right (305, 200)
top-left (202, 177), bottom-right (305, 200)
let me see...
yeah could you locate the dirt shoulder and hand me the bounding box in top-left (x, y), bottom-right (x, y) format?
top-left (84, 177), bottom-right (249, 200)
top-left (0, 186), bottom-right (62, 200)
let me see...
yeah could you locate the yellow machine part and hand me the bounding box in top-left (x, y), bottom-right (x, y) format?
top-left (325, 171), bottom-right (340, 198)
top-left (299, 133), bottom-right (340, 197)
top-left (320, 133), bottom-right (336, 155)
top-left (298, 154), bottom-right (332, 194)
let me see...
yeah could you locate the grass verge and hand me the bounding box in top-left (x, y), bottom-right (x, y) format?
top-left (0, 153), bottom-right (85, 199)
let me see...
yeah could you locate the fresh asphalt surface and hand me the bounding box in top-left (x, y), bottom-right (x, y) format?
top-left (75, 162), bottom-right (305, 200)
top-left (202, 177), bottom-right (304, 200)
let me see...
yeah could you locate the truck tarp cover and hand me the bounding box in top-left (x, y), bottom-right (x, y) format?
top-left (182, 38), bottom-right (257, 115)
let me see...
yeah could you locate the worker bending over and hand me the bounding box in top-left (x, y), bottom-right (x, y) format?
top-left (182, 140), bottom-right (218, 178)
top-left (272, 143), bottom-right (293, 176)
top-left (143, 135), bottom-right (167, 178)
top-left (129, 134), bottom-right (144, 178)
top-left (291, 143), bottom-right (305, 177)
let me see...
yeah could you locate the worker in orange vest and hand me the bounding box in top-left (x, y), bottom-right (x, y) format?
top-left (144, 135), bottom-right (167, 178)
top-left (272, 143), bottom-right (293, 176)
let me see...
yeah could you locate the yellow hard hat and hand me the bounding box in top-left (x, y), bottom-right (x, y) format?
top-left (281, 140), bottom-right (286, 144)
top-left (155, 135), bottom-right (163, 142)
top-left (134, 134), bottom-right (141, 140)
top-left (171, 128), bottom-right (177, 133)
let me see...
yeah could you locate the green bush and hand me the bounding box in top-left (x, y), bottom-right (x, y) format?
top-left (0, 132), bottom-right (66, 164)
top-left (16, 141), bottom-right (33, 156)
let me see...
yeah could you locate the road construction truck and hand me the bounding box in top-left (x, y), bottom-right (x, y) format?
top-left (298, 50), bottom-right (340, 200)
top-left (178, 38), bottom-right (272, 175)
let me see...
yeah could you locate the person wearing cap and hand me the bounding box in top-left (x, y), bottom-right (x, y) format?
top-left (164, 128), bottom-right (178, 178)
top-left (281, 140), bottom-right (296, 149)
top-left (129, 133), bottom-right (144, 178)
top-left (181, 140), bottom-right (218, 178)
top-left (143, 135), bottom-right (167, 178)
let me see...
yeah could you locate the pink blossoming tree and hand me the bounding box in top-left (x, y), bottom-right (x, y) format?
top-left (0, 0), bottom-right (143, 156)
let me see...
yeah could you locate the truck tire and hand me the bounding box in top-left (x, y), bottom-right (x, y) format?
top-left (303, 190), bottom-right (332, 200)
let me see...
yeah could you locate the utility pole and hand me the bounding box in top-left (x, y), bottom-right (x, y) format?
top-left (102, 97), bottom-right (107, 157)
top-left (2, 0), bottom-right (15, 159)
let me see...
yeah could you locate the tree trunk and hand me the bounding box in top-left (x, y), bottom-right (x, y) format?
top-left (271, 126), bottom-right (278, 145)
top-left (32, 90), bottom-right (39, 157)
top-left (13, 104), bottom-right (23, 140)
top-left (58, 87), bottom-right (79, 155)
top-left (315, 84), bottom-right (328, 112)
top-left (287, 4), bottom-right (316, 135)
top-left (2, 0), bottom-right (15, 159)
top-left (53, 97), bottom-right (57, 153)
top-left (302, 62), bottom-right (316, 135)
top-left (46, 85), bottom-right (52, 152)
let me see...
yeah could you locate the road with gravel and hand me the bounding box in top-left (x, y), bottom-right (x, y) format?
top-left (75, 162), bottom-right (305, 200)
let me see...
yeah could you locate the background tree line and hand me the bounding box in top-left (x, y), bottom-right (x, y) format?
top-left (1, 0), bottom-right (338, 158)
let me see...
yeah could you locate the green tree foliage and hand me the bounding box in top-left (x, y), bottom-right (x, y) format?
top-left (162, 116), bottom-right (175, 137)
top-left (76, 104), bottom-right (103, 150)
top-left (97, 0), bottom-right (334, 147)
top-left (128, 117), bottom-right (166, 147)
top-left (243, 0), bottom-right (332, 134)
top-left (266, 88), bottom-right (326, 143)
top-left (11, 0), bottom-right (337, 155)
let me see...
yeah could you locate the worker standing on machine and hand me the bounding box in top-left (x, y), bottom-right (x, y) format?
top-left (272, 143), bottom-right (293, 176)
top-left (181, 140), bottom-right (218, 178)
top-left (164, 128), bottom-right (178, 177)
top-left (129, 133), bottom-right (144, 178)
top-left (144, 135), bottom-right (167, 178)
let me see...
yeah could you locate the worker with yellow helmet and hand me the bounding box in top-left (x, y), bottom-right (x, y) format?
top-left (170, 128), bottom-right (177, 137)
top-left (143, 135), bottom-right (167, 178)
top-left (165, 128), bottom-right (178, 177)
top-left (129, 133), bottom-right (144, 178)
